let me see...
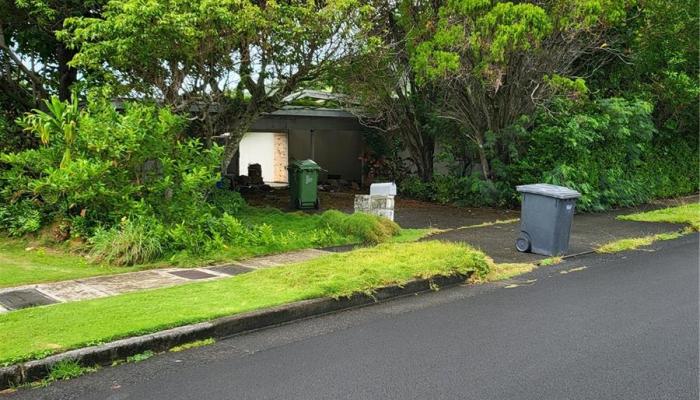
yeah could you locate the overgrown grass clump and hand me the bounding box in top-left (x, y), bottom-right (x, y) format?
top-left (169, 338), bottom-right (215, 353)
top-left (46, 360), bottom-right (96, 382)
top-left (85, 206), bottom-right (401, 267)
top-left (617, 203), bottom-right (700, 231)
top-left (0, 241), bottom-right (489, 365)
top-left (319, 210), bottom-right (400, 244)
top-left (89, 218), bottom-right (165, 266)
top-left (596, 232), bottom-right (683, 253)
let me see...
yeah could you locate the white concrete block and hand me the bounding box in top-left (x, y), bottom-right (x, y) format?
top-left (372, 209), bottom-right (394, 221)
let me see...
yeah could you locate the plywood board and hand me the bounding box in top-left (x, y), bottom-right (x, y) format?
top-left (273, 132), bottom-right (289, 183)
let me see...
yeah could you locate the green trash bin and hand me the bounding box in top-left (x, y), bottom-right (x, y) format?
top-left (289, 159), bottom-right (321, 210)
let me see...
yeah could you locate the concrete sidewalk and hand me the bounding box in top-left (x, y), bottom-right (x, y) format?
top-left (0, 249), bottom-right (330, 314)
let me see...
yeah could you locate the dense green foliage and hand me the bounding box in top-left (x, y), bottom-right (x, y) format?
top-left (0, 96), bottom-right (219, 237)
top-left (511, 98), bottom-right (697, 210)
top-left (383, 0), bottom-right (698, 210)
top-left (407, 0), bottom-right (627, 181)
top-left (589, 0), bottom-right (698, 139)
top-left (401, 97), bottom-right (698, 211)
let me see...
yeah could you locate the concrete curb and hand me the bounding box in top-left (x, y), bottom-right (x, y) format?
top-left (0, 273), bottom-right (470, 389)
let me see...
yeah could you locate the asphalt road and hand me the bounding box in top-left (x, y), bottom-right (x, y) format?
top-left (10, 234), bottom-right (699, 400)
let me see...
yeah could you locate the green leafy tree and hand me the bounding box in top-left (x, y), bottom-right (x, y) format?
top-left (0, 0), bottom-right (103, 106)
top-left (410, 0), bottom-right (628, 180)
top-left (333, 1), bottom-right (441, 182)
top-left (588, 0), bottom-right (699, 138)
top-left (62, 0), bottom-right (373, 173)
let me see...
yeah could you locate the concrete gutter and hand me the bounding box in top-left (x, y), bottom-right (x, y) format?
top-left (0, 273), bottom-right (470, 389)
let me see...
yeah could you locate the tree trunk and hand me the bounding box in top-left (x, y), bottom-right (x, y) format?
top-left (474, 133), bottom-right (491, 181)
top-left (56, 44), bottom-right (77, 101)
top-left (220, 111), bottom-right (260, 176)
top-left (221, 139), bottom-right (239, 177)
top-left (415, 135), bottom-right (435, 182)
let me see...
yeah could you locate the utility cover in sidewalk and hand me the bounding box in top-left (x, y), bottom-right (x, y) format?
top-left (207, 265), bottom-right (253, 276)
top-left (168, 270), bottom-right (217, 280)
top-left (0, 289), bottom-right (57, 310)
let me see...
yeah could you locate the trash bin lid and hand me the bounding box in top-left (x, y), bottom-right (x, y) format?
top-left (289, 159), bottom-right (321, 171)
top-left (370, 182), bottom-right (397, 196)
top-left (516, 183), bottom-right (581, 199)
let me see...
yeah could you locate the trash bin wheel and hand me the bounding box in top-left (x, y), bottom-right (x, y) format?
top-left (297, 199), bottom-right (303, 210)
top-left (515, 232), bottom-right (531, 253)
top-left (314, 198), bottom-right (320, 210)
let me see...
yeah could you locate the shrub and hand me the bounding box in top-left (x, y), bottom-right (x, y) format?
top-left (399, 174), bottom-right (513, 207)
top-left (401, 97), bottom-right (698, 211)
top-left (208, 189), bottom-right (246, 216)
top-left (319, 210), bottom-right (400, 244)
top-left (89, 217), bottom-right (166, 266)
top-left (510, 97), bottom-right (697, 211)
top-left (0, 200), bottom-right (42, 236)
top-left (310, 224), bottom-right (343, 247)
top-left (399, 176), bottom-right (433, 200)
top-left (0, 95), bottom-right (222, 239)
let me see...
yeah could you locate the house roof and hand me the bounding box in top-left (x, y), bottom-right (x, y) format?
top-left (266, 106), bottom-right (358, 119)
top-left (111, 89), bottom-right (365, 119)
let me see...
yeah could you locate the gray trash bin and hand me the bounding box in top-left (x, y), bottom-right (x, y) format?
top-left (515, 184), bottom-right (581, 256)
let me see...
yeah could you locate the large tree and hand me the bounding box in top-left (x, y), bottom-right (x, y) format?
top-left (0, 0), bottom-right (102, 109)
top-left (410, 0), bottom-right (629, 180)
top-left (62, 0), bottom-right (373, 173)
top-left (333, 0), bottom-right (440, 182)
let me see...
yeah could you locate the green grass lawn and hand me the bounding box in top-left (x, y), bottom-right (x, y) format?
top-left (390, 228), bottom-right (437, 243)
top-left (0, 241), bottom-right (489, 365)
top-left (0, 238), bottom-right (142, 289)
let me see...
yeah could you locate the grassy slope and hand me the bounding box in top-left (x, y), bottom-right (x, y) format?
top-left (0, 241), bottom-right (489, 365)
top-left (166, 207), bottom-right (428, 266)
top-left (0, 238), bottom-right (141, 288)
